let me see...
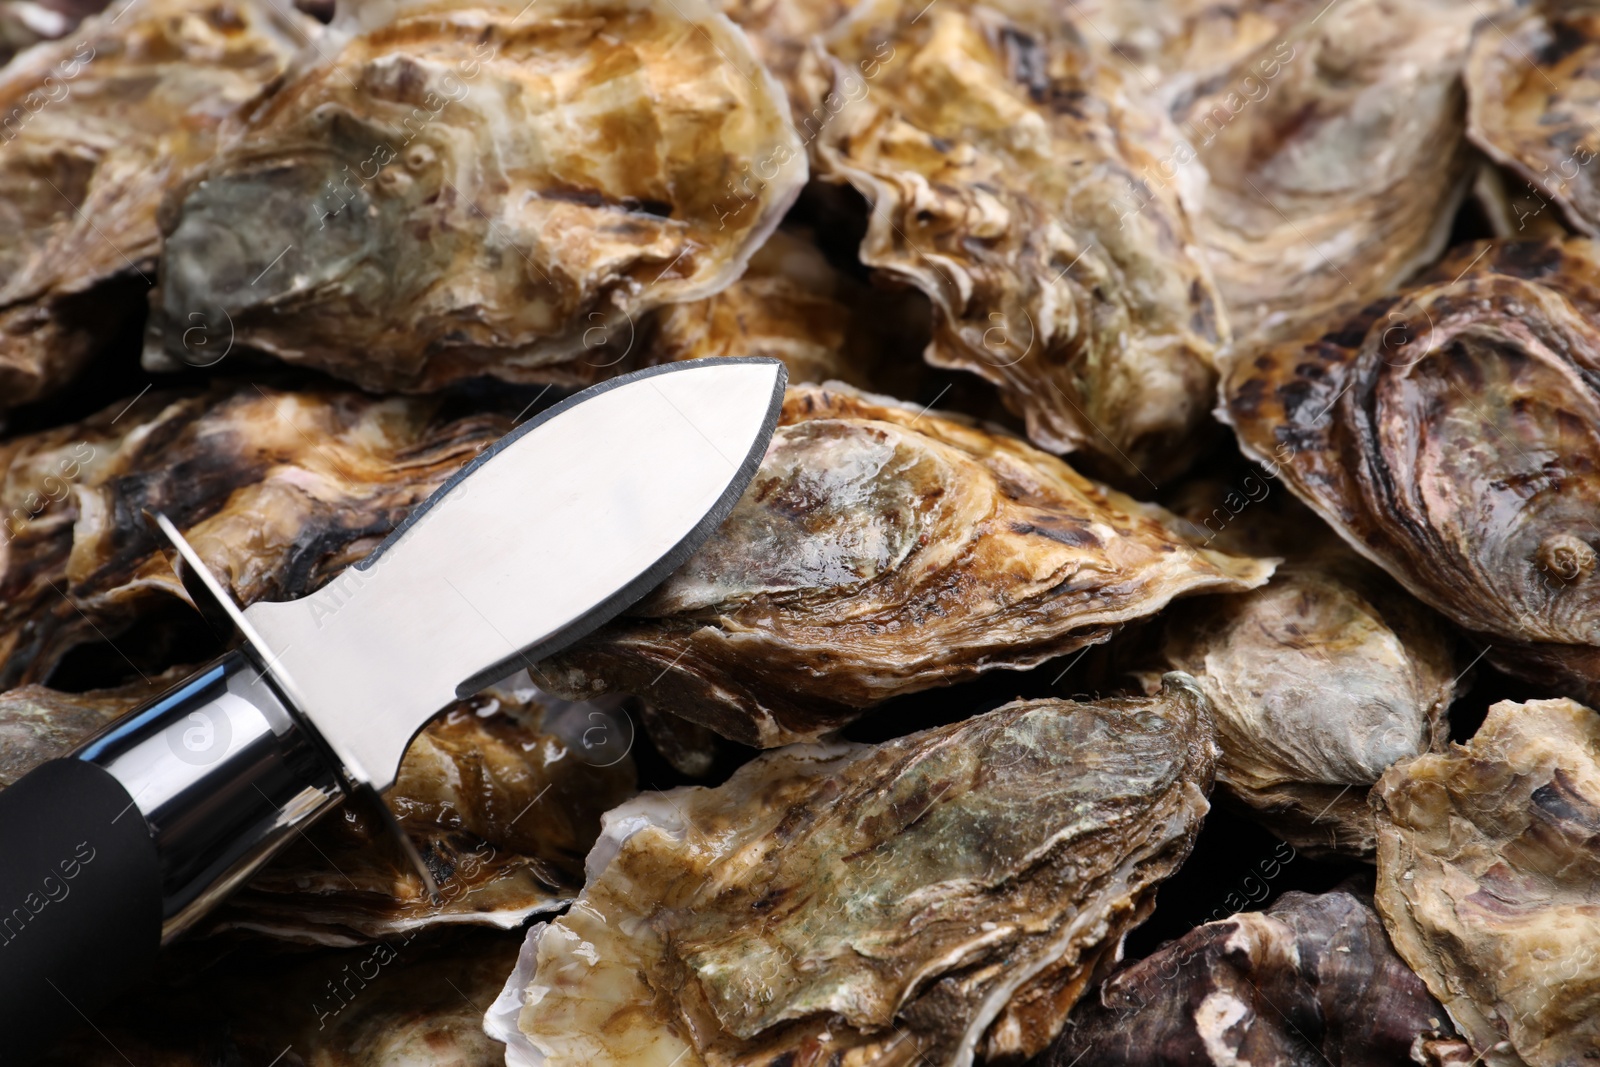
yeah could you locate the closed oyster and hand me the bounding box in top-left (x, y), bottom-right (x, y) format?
top-left (1186, 0), bottom-right (1483, 341)
top-left (145, 0), bottom-right (805, 392)
top-left (0, 384), bottom-right (507, 687)
top-left (1373, 696), bottom-right (1600, 1066)
top-left (489, 677), bottom-right (1217, 1067)
top-left (1046, 886), bottom-right (1462, 1067)
top-left (637, 229), bottom-right (910, 390)
top-left (1222, 237), bottom-right (1600, 705)
top-left (796, 0), bottom-right (1227, 481)
top-left (1160, 555), bottom-right (1459, 856)
top-left (0, 673), bottom-right (636, 942)
top-left (0, 0), bottom-right (314, 406)
top-left (538, 383), bottom-right (1273, 747)
top-left (1467, 4), bottom-right (1600, 237)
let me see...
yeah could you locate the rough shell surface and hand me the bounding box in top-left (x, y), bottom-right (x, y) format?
top-left (146, 0), bottom-right (805, 392)
top-left (1222, 237), bottom-right (1600, 706)
top-left (796, 0), bottom-right (1227, 481)
top-left (1373, 696), bottom-right (1600, 1067)
top-left (1046, 886), bottom-right (1460, 1067)
top-left (0, 0), bottom-right (313, 405)
top-left (538, 383), bottom-right (1273, 747)
top-left (1467, 5), bottom-right (1600, 237)
top-left (1160, 554), bottom-right (1459, 856)
top-left (492, 678), bottom-right (1216, 1067)
top-left (1184, 0), bottom-right (1485, 343)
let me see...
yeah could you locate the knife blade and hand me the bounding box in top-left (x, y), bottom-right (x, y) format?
top-left (0, 357), bottom-right (786, 1056)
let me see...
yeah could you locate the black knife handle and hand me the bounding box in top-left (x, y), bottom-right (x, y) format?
top-left (0, 648), bottom-right (345, 1059)
top-left (0, 758), bottom-right (158, 1059)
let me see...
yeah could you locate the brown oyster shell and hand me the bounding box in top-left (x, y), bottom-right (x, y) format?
top-left (492, 677), bottom-right (1217, 1067)
top-left (144, 0), bottom-right (805, 392)
top-left (1185, 0), bottom-right (1484, 343)
top-left (795, 0), bottom-right (1227, 482)
top-left (636, 228), bottom-right (914, 391)
top-left (0, 674), bottom-right (635, 942)
top-left (538, 383), bottom-right (1273, 748)
top-left (1467, 4), bottom-right (1600, 238)
top-left (0, 0), bottom-right (314, 406)
top-left (0, 0), bottom-right (107, 68)
top-left (1373, 696), bottom-right (1600, 1066)
top-left (0, 384), bottom-right (508, 687)
top-left (1222, 237), bottom-right (1600, 705)
top-left (1047, 886), bottom-right (1460, 1067)
top-left (1161, 554), bottom-right (1460, 857)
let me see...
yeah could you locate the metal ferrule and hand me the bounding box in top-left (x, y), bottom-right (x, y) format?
top-left (71, 648), bottom-right (343, 942)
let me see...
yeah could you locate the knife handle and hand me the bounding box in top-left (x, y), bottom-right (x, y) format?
top-left (0, 648), bottom-right (344, 1056)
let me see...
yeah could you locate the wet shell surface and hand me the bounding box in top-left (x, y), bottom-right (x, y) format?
top-left (538, 383), bottom-right (1273, 747)
top-left (490, 678), bottom-right (1216, 1067)
top-left (145, 0), bottom-right (805, 391)
top-left (1223, 237), bottom-right (1600, 706)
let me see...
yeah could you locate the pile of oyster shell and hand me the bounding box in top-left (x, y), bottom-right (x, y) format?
top-left (3, 0), bottom-right (1598, 1063)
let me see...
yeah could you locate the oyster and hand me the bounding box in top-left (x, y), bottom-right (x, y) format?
top-left (37, 928), bottom-right (520, 1066)
top-left (489, 677), bottom-right (1217, 1067)
top-left (1374, 696), bottom-right (1600, 1066)
top-left (0, 383), bottom-right (507, 687)
top-left (1222, 237), bottom-right (1600, 705)
top-left (796, 0), bottom-right (1227, 481)
top-left (0, 673), bottom-right (636, 943)
top-left (637, 228), bottom-right (911, 390)
top-left (1046, 885), bottom-right (1464, 1067)
top-left (145, 0), bottom-right (805, 393)
top-left (0, 0), bottom-right (314, 406)
top-left (538, 383), bottom-right (1273, 747)
top-left (1186, 0), bottom-right (1483, 342)
top-left (1159, 554), bottom-right (1460, 856)
top-left (1467, 4), bottom-right (1600, 237)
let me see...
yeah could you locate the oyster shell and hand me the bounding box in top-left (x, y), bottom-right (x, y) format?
top-left (538, 383), bottom-right (1273, 747)
top-left (0, 673), bottom-right (636, 942)
top-left (1046, 885), bottom-right (1463, 1067)
top-left (489, 676), bottom-right (1217, 1067)
top-left (1222, 237), bottom-right (1600, 705)
top-left (0, 0), bottom-right (314, 406)
top-left (796, 0), bottom-right (1227, 481)
top-left (1373, 696), bottom-right (1600, 1067)
top-left (1466, 4), bottom-right (1600, 237)
top-left (637, 228), bottom-right (909, 390)
top-left (1159, 554), bottom-right (1460, 856)
top-left (0, 384), bottom-right (507, 687)
top-left (145, 0), bottom-right (805, 392)
top-left (1186, 0), bottom-right (1483, 342)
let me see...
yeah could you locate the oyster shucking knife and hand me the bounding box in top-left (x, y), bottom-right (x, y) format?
top-left (0, 358), bottom-right (786, 1053)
